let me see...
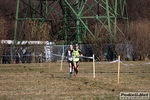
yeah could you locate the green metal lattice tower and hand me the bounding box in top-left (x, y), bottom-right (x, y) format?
top-left (14, 0), bottom-right (62, 45)
top-left (61, 0), bottom-right (128, 44)
top-left (14, 0), bottom-right (128, 45)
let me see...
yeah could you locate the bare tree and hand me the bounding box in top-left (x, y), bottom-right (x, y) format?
top-left (127, 20), bottom-right (150, 60)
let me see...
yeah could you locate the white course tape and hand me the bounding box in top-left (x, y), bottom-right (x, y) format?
top-left (120, 61), bottom-right (133, 66)
top-left (81, 56), bottom-right (93, 59)
top-left (110, 60), bottom-right (119, 63)
top-left (144, 62), bottom-right (150, 65)
top-left (52, 53), bottom-right (93, 60)
top-left (52, 53), bottom-right (150, 66)
top-left (52, 53), bottom-right (62, 57)
top-left (97, 60), bottom-right (119, 64)
top-left (97, 60), bottom-right (150, 66)
top-left (97, 60), bottom-right (133, 66)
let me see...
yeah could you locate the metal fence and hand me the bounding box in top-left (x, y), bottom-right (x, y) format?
top-left (0, 44), bottom-right (94, 64)
top-left (0, 43), bottom-right (138, 64)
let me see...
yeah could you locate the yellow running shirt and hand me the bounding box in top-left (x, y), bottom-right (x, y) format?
top-left (72, 49), bottom-right (80, 62)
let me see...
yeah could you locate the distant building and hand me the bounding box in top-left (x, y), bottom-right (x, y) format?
top-left (1, 40), bottom-right (55, 63)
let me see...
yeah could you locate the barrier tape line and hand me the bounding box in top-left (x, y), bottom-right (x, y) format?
top-left (52, 53), bottom-right (93, 59)
top-left (97, 60), bottom-right (150, 66)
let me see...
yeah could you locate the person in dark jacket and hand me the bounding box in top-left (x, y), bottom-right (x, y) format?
top-left (65, 44), bottom-right (74, 76)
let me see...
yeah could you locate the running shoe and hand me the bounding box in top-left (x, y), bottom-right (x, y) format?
top-left (70, 72), bottom-right (73, 76)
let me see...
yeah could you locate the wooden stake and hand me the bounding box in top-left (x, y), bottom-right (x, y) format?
top-left (60, 53), bottom-right (64, 71)
top-left (118, 55), bottom-right (120, 84)
top-left (40, 54), bottom-right (42, 67)
top-left (93, 54), bottom-right (95, 78)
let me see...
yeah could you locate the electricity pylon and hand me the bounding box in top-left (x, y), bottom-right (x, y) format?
top-left (14, 0), bottom-right (128, 45)
top-left (61, 0), bottom-right (128, 44)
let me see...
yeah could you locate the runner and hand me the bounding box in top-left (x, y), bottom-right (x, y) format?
top-left (72, 44), bottom-right (83, 77)
top-left (65, 44), bottom-right (74, 76)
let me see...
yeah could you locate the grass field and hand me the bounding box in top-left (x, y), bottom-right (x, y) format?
top-left (0, 61), bottom-right (150, 100)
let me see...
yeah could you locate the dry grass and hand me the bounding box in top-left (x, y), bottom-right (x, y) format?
top-left (0, 61), bottom-right (150, 100)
